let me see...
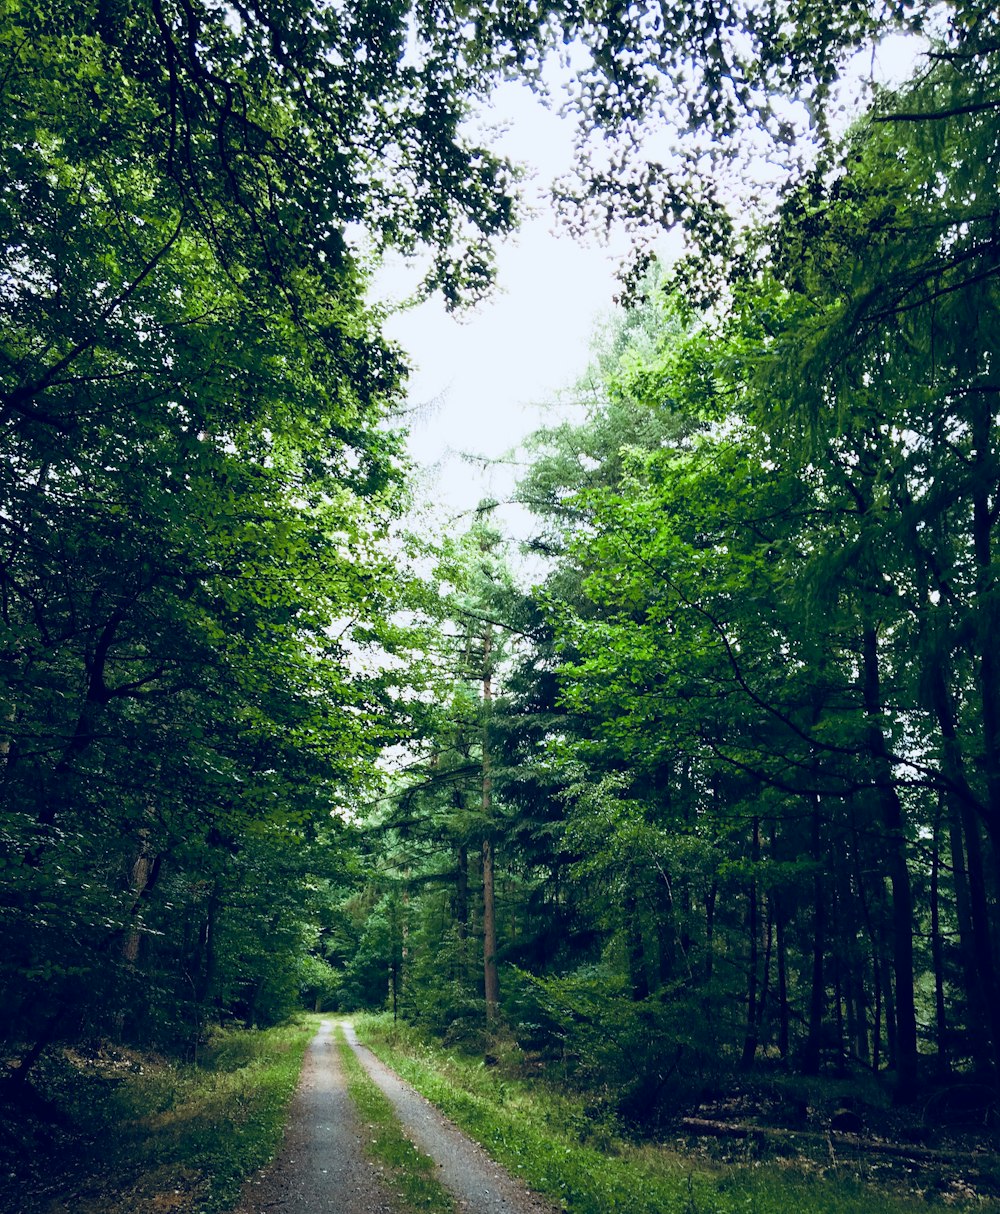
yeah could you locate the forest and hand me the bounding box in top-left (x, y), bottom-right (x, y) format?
top-left (2, 0), bottom-right (1000, 1210)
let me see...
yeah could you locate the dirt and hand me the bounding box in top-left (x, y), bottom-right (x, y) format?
top-left (233, 1019), bottom-right (557, 1214)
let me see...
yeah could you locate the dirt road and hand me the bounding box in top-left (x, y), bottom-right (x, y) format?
top-left (234, 1019), bottom-right (556, 1214)
top-left (233, 1020), bottom-right (395, 1214)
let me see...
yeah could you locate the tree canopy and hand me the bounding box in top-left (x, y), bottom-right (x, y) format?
top-left (4, 0), bottom-right (1000, 1140)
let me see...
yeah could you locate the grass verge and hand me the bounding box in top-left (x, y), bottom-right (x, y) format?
top-left (354, 1014), bottom-right (993, 1214)
top-left (335, 1024), bottom-right (455, 1214)
top-left (2, 1016), bottom-right (315, 1214)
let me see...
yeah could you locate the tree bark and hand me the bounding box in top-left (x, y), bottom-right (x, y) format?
top-left (775, 891), bottom-right (789, 1062)
top-left (929, 796), bottom-right (948, 1075)
top-left (803, 799), bottom-right (826, 1075)
top-left (740, 814), bottom-right (761, 1069)
top-left (970, 393), bottom-right (1000, 866)
top-left (926, 657), bottom-right (1000, 1070)
top-left (481, 625), bottom-right (499, 1024)
top-left (624, 887), bottom-right (649, 1002)
top-left (482, 836), bottom-right (499, 1021)
top-left (861, 624), bottom-right (918, 1098)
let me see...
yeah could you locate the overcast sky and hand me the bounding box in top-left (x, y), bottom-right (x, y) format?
top-left (374, 80), bottom-right (635, 536)
top-left (374, 35), bottom-right (921, 540)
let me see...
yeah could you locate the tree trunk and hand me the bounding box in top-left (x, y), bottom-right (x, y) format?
top-left (121, 836), bottom-right (155, 970)
top-left (775, 892), bottom-right (789, 1063)
top-left (704, 877), bottom-right (717, 1023)
top-left (623, 887), bottom-right (649, 1002)
top-left (929, 797), bottom-right (948, 1075)
top-left (959, 804), bottom-right (1000, 1073)
top-left (872, 957), bottom-right (882, 1074)
top-left (740, 815), bottom-right (761, 1069)
top-left (456, 842), bottom-right (469, 975)
top-left (841, 833), bottom-right (870, 1065)
top-left (971, 393), bottom-right (1000, 873)
top-left (481, 625), bottom-right (499, 1024)
top-left (803, 800), bottom-right (826, 1075)
top-left (482, 836), bottom-right (499, 1021)
top-left (194, 882), bottom-right (221, 1008)
top-left (861, 624), bottom-right (918, 1099)
top-left (927, 658), bottom-right (999, 1071)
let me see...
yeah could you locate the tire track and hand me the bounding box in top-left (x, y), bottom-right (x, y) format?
top-left (340, 1022), bottom-right (557, 1214)
top-left (233, 1019), bottom-right (396, 1214)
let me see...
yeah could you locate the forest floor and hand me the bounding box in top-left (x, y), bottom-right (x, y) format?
top-left (1, 1017), bottom-right (557, 1214)
top-left (231, 1019), bottom-right (398, 1214)
top-left (4, 1016), bottom-right (999, 1214)
top-left (0, 1017), bottom-right (316, 1214)
top-left (338, 1020), bottom-right (557, 1213)
top-left (355, 1015), bottom-right (1000, 1214)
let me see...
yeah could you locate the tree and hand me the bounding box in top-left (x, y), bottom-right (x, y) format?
top-left (737, 43), bottom-right (1000, 1078)
top-left (0, 0), bottom-right (415, 1067)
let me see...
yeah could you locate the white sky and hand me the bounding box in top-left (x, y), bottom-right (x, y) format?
top-left (375, 34), bottom-right (922, 539)
top-left (376, 81), bottom-right (635, 535)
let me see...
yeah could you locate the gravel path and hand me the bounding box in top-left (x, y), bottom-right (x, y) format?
top-left (233, 1019), bottom-right (396, 1214)
top-left (341, 1021), bottom-right (558, 1214)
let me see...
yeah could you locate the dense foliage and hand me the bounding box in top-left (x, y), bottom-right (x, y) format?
top-left (353, 1), bottom-right (1000, 1124)
top-left (0, 0), bottom-right (418, 1066)
top-left (4, 0), bottom-right (1000, 1153)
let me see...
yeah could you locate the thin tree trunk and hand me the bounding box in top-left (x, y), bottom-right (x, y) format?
top-left (756, 898), bottom-right (774, 1053)
top-left (192, 879), bottom-right (221, 1024)
top-left (121, 831), bottom-right (156, 971)
top-left (456, 842), bottom-right (469, 974)
top-left (623, 887), bottom-right (649, 1002)
top-left (740, 815), bottom-right (761, 1069)
top-left (929, 796), bottom-right (948, 1075)
top-left (804, 799), bottom-right (826, 1075)
top-left (841, 838), bottom-right (870, 1065)
top-left (928, 660), bottom-right (999, 1071)
top-left (861, 624), bottom-right (918, 1098)
top-left (959, 804), bottom-right (1000, 1073)
top-left (971, 394), bottom-right (1000, 872)
top-left (482, 836), bottom-right (498, 1021)
top-left (704, 879), bottom-right (716, 991)
top-left (481, 626), bottom-right (499, 1024)
top-left (873, 958), bottom-right (883, 1074)
top-left (832, 932), bottom-right (846, 1072)
top-left (775, 892), bottom-right (789, 1063)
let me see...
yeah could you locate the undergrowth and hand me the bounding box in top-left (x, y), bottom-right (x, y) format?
top-left (336, 1025), bottom-right (455, 1214)
top-left (1, 1016), bottom-right (314, 1214)
top-left (354, 1014), bottom-right (995, 1214)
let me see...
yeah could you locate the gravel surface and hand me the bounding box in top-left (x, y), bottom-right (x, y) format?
top-left (341, 1021), bottom-right (558, 1214)
top-left (232, 1019), bottom-right (396, 1214)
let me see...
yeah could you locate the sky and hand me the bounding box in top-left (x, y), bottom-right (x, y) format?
top-left (375, 81), bottom-right (635, 536)
top-left (374, 35), bottom-right (922, 540)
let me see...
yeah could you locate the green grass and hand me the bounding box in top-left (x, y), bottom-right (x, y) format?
top-left (3, 1016), bottom-right (315, 1214)
top-left (143, 1016), bottom-right (315, 1213)
top-left (336, 1023), bottom-right (456, 1214)
top-left (354, 1014), bottom-right (997, 1214)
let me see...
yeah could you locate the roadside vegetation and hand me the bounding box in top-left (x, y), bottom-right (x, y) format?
top-left (0, 1018), bottom-right (313, 1214)
top-left (336, 1025), bottom-right (456, 1214)
top-left (356, 1014), bottom-right (998, 1214)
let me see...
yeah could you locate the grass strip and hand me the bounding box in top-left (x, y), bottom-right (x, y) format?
top-left (335, 1024), bottom-right (456, 1214)
top-left (354, 1015), bottom-right (982, 1214)
top-left (3, 1016), bottom-right (315, 1214)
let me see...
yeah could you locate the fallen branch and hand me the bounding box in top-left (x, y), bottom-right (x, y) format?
top-left (679, 1118), bottom-right (994, 1166)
